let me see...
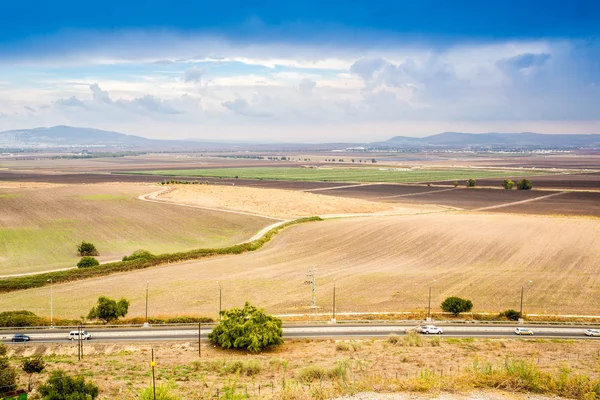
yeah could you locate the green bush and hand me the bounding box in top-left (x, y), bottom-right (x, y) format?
top-left (77, 256), bottom-right (99, 268)
top-left (500, 309), bottom-right (522, 321)
top-left (0, 217), bottom-right (322, 294)
top-left (77, 241), bottom-right (99, 256)
top-left (122, 249), bottom-right (154, 262)
top-left (0, 310), bottom-right (43, 327)
top-left (22, 355), bottom-right (46, 391)
top-left (502, 179), bottom-right (514, 190)
top-left (140, 383), bottom-right (181, 400)
top-left (517, 178), bottom-right (533, 190)
top-left (441, 296), bottom-right (473, 316)
top-left (296, 365), bottom-right (326, 383)
top-left (208, 302), bottom-right (283, 353)
top-left (0, 343), bottom-right (17, 394)
top-left (37, 370), bottom-right (99, 399)
top-left (466, 178), bottom-right (476, 187)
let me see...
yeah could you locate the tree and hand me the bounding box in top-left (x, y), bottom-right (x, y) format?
top-left (371, 159), bottom-right (377, 163)
top-left (440, 296), bottom-right (473, 316)
top-left (22, 355), bottom-right (46, 391)
top-left (77, 256), bottom-right (99, 268)
top-left (87, 296), bottom-right (129, 323)
top-left (0, 342), bottom-right (17, 394)
top-left (453, 181), bottom-right (459, 187)
top-left (516, 178), bottom-right (533, 190)
top-left (77, 241), bottom-right (99, 257)
top-left (38, 370), bottom-right (99, 400)
top-left (502, 179), bottom-right (514, 190)
top-left (466, 178), bottom-right (476, 188)
top-left (122, 249), bottom-right (154, 262)
top-left (208, 302), bottom-right (283, 353)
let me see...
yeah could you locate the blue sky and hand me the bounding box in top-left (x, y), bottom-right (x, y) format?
top-left (0, 0), bottom-right (599, 141)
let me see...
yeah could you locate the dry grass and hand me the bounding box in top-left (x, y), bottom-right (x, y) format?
top-left (0, 183), bottom-right (271, 274)
top-left (158, 185), bottom-right (441, 219)
top-left (5, 338), bottom-right (600, 399)
top-left (1, 211), bottom-right (600, 317)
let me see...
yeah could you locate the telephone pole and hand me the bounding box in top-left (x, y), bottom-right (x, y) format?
top-left (304, 266), bottom-right (317, 308)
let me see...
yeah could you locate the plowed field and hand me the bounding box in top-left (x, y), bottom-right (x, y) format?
top-left (3, 212), bottom-right (599, 317)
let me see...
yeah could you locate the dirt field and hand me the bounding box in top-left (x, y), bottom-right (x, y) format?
top-left (426, 173), bottom-right (600, 190)
top-left (0, 184), bottom-right (272, 274)
top-left (157, 185), bottom-right (440, 219)
top-left (2, 212), bottom-right (599, 317)
top-left (487, 192), bottom-right (600, 217)
top-left (5, 338), bottom-right (600, 399)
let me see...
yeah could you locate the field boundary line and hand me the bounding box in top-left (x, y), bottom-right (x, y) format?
top-left (301, 183), bottom-right (383, 192)
top-left (371, 187), bottom-right (457, 199)
top-left (474, 191), bottom-right (567, 211)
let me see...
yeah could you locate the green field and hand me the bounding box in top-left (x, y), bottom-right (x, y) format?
top-left (125, 167), bottom-right (551, 183)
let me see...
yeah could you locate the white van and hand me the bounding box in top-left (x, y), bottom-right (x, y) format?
top-left (68, 331), bottom-right (92, 340)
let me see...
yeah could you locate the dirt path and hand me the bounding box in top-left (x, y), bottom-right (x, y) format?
top-left (372, 187), bottom-right (457, 199)
top-left (473, 191), bottom-right (567, 211)
top-left (302, 183), bottom-right (382, 192)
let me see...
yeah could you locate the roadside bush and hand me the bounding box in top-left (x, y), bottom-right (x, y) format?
top-left (387, 333), bottom-right (400, 344)
top-left (500, 309), bottom-right (522, 321)
top-left (77, 241), bottom-right (99, 256)
top-left (517, 178), bottom-right (533, 190)
top-left (140, 383), bottom-right (181, 400)
top-left (336, 341), bottom-right (351, 351)
top-left (38, 370), bottom-right (99, 399)
top-left (122, 249), bottom-right (154, 262)
top-left (88, 296), bottom-right (129, 323)
top-left (466, 178), bottom-right (476, 187)
top-left (403, 331), bottom-right (423, 347)
top-left (0, 343), bottom-right (17, 394)
top-left (0, 310), bottom-right (42, 327)
top-left (441, 296), bottom-right (473, 316)
top-left (209, 302), bottom-right (283, 353)
top-left (296, 365), bottom-right (326, 383)
top-left (22, 355), bottom-right (46, 391)
top-left (502, 179), bottom-right (515, 190)
top-left (77, 256), bottom-right (99, 268)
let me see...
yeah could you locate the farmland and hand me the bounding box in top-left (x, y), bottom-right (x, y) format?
top-left (0, 184), bottom-right (273, 275)
top-left (125, 167), bottom-right (554, 183)
top-left (2, 211), bottom-right (599, 317)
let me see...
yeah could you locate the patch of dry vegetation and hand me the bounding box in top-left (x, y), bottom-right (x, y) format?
top-left (5, 338), bottom-right (600, 399)
top-left (158, 185), bottom-right (441, 219)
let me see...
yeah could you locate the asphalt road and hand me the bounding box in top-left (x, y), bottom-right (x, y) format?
top-left (2, 323), bottom-right (599, 344)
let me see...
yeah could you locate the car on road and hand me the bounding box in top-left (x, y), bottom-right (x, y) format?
top-left (515, 327), bottom-right (534, 335)
top-left (69, 331), bottom-right (91, 340)
top-left (584, 329), bottom-right (600, 337)
top-left (419, 325), bottom-right (443, 334)
top-left (11, 334), bottom-right (31, 342)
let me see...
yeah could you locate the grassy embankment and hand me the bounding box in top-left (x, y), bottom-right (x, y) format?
top-left (124, 167), bottom-right (553, 183)
top-left (0, 217), bottom-right (322, 294)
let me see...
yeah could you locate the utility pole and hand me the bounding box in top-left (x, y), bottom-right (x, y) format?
top-left (47, 279), bottom-right (53, 328)
top-left (144, 281), bottom-right (150, 327)
top-left (304, 266), bottom-right (317, 308)
top-left (151, 348), bottom-right (156, 400)
top-left (331, 279), bottom-right (336, 323)
top-left (427, 279), bottom-right (436, 322)
top-left (519, 280), bottom-right (533, 324)
top-left (218, 281), bottom-right (222, 321)
top-left (198, 322), bottom-right (201, 358)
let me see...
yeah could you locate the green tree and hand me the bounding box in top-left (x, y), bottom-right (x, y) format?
top-left (453, 181), bottom-right (459, 187)
top-left (77, 241), bottom-right (99, 257)
top-left (440, 296), bottom-right (473, 316)
top-left (499, 309), bottom-right (521, 321)
top-left (22, 355), bottom-right (46, 391)
top-left (502, 179), bottom-right (514, 190)
top-left (0, 342), bottom-right (17, 394)
top-left (122, 249), bottom-right (154, 262)
top-left (77, 256), bottom-right (99, 268)
top-left (516, 178), bottom-right (533, 190)
top-left (38, 370), bottom-right (99, 400)
top-left (466, 178), bottom-right (476, 188)
top-left (0, 310), bottom-right (42, 327)
top-left (208, 302), bottom-right (283, 353)
top-left (87, 296), bottom-right (129, 323)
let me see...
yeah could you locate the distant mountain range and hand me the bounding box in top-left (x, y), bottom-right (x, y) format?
top-left (1, 126), bottom-right (599, 150)
top-left (375, 132), bottom-right (600, 148)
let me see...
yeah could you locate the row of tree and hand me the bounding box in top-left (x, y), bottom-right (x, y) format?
top-left (459, 178), bottom-right (533, 189)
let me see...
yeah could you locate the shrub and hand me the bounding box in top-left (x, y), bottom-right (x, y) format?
top-left (208, 302), bottom-right (283, 353)
top-left (122, 249), bottom-right (154, 262)
top-left (22, 355), bottom-right (46, 391)
top-left (0, 310), bottom-right (42, 327)
top-left (502, 179), bottom-right (514, 190)
top-left (336, 341), bottom-right (351, 351)
top-left (387, 333), bottom-right (399, 344)
top-left (77, 256), bottom-right (99, 268)
top-left (0, 343), bottom-right (17, 394)
top-left (296, 365), bottom-right (326, 383)
top-left (453, 181), bottom-right (459, 187)
top-left (441, 296), bottom-right (473, 316)
top-left (87, 296), bottom-right (129, 323)
top-left (38, 370), bottom-right (99, 399)
top-left (77, 241), bottom-right (99, 256)
top-left (140, 383), bottom-right (181, 400)
top-left (466, 178), bottom-right (476, 187)
top-left (403, 331), bottom-right (423, 347)
top-left (500, 309), bottom-right (522, 321)
top-left (517, 178), bottom-right (533, 190)
top-left (430, 336), bottom-right (441, 347)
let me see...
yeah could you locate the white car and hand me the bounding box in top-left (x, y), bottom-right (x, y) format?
top-left (514, 327), bottom-right (534, 335)
top-left (585, 329), bottom-right (600, 337)
top-left (69, 331), bottom-right (92, 340)
top-left (420, 325), bottom-right (443, 334)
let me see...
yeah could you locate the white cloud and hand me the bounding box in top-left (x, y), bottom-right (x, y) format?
top-left (298, 78), bottom-right (316, 96)
top-left (184, 67), bottom-right (207, 83)
top-left (221, 98), bottom-right (272, 117)
top-left (55, 96), bottom-right (87, 108)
